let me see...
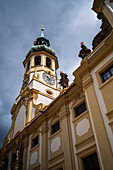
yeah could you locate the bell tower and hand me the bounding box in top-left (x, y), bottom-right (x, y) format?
top-left (21, 25), bottom-right (60, 104)
top-left (10, 26), bottom-right (60, 138)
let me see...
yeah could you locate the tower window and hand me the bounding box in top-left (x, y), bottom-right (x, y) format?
top-left (27, 60), bottom-right (30, 71)
top-left (46, 57), bottom-right (51, 68)
top-left (74, 102), bottom-right (87, 117)
top-left (51, 121), bottom-right (60, 135)
top-left (35, 56), bottom-right (41, 66)
top-left (83, 153), bottom-right (100, 170)
top-left (31, 136), bottom-right (39, 149)
top-left (101, 65), bottom-right (113, 82)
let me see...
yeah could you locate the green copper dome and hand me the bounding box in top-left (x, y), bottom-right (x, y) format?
top-left (24, 25), bottom-right (56, 62)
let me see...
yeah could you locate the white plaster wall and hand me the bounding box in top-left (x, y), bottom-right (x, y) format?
top-left (13, 105), bottom-right (25, 137)
top-left (90, 52), bottom-right (113, 151)
top-left (33, 80), bottom-right (60, 98)
top-left (76, 118), bottom-right (90, 137)
top-left (29, 80), bottom-right (33, 88)
top-left (51, 137), bottom-right (60, 152)
top-left (69, 102), bottom-right (79, 170)
top-left (30, 72), bottom-right (34, 81)
top-left (36, 94), bottom-right (52, 105)
top-left (30, 151), bottom-right (37, 165)
top-left (42, 55), bottom-right (44, 69)
top-left (32, 107), bottom-right (36, 119)
top-left (52, 59), bottom-right (55, 75)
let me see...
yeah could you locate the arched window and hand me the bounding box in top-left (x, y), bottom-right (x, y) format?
top-left (46, 57), bottom-right (51, 68)
top-left (35, 56), bottom-right (41, 66)
top-left (27, 60), bottom-right (30, 71)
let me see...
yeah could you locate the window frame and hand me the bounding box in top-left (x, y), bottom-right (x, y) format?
top-left (46, 57), bottom-right (51, 68)
top-left (96, 58), bottom-right (113, 87)
top-left (35, 55), bottom-right (41, 66)
top-left (82, 152), bottom-right (100, 170)
top-left (101, 65), bottom-right (113, 82)
top-left (51, 120), bottom-right (60, 135)
top-left (74, 102), bottom-right (87, 118)
top-left (31, 135), bottom-right (39, 149)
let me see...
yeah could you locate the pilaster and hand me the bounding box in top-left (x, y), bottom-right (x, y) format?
top-left (41, 120), bottom-right (48, 170)
top-left (22, 136), bottom-right (29, 170)
top-left (60, 104), bottom-right (75, 170)
top-left (83, 73), bottom-right (113, 169)
top-left (27, 90), bottom-right (38, 123)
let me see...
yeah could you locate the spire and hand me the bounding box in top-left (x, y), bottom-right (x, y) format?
top-left (40, 25), bottom-right (44, 37)
top-left (33, 25), bottom-right (50, 47)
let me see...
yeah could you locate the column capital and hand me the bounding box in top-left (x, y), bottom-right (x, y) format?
top-left (40, 121), bottom-right (48, 134)
top-left (23, 136), bottom-right (29, 148)
top-left (82, 73), bottom-right (93, 89)
top-left (60, 105), bottom-right (70, 120)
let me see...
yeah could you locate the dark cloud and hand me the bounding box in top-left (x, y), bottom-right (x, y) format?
top-left (0, 0), bottom-right (101, 147)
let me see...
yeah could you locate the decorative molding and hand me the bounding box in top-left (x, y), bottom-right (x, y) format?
top-left (106, 110), bottom-right (113, 126)
top-left (82, 75), bottom-right (93, 89)
top-left (92, 12), bottom-right (112, 50)
top-left (30, 151), bottom-right (37, 165)
top-left (76, 118), bottom-right (90, 136)
top-left (51, 137), bottom-right (61, 153)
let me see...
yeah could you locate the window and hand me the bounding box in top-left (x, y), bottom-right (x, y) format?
top-left (46, 57), bottom-right (51, 68)
top-left (35, 56), bottom-right (41, 66)
top-left (101, 65), bottom-right (113, 82)
top-left (27, 60), bottom-right (30, 71)
top-left (51, 121), bottom-right (60, 135)
top-left (31, 136), bottom-right (38, 148)
top-left (83, 153), bottom-right (100, 170)
top-left (75, 102), bottom-right (87, 117)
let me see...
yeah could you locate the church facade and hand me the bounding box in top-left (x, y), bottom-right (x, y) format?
top-left (0, 0), bottom-right (113, 170)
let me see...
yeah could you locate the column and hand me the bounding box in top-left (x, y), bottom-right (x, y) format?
top-left (83, 74), bottom-right (113, 170)
top-left (41, 120), bottom-right (48, 170)
top-left (60, 105), bottom-right (75, 170)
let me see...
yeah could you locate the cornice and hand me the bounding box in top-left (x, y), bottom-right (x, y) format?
top-left (82, 75), bottom-right (93, 89)
top-left (92, 0), bottom-right (105, 13)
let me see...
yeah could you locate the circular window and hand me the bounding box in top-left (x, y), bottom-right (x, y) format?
top-left (46, 89), bottom-right (53, 96)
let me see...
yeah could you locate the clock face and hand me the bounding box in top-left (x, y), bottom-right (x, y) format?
top-left (43, 73), bottom-right (55, 86)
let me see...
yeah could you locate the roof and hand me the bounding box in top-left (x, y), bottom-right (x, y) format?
top-left (0, 82), bottom-right (76, 152)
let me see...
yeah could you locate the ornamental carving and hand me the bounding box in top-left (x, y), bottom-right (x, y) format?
top-left (78, 42), bottom-right (91, 59)
top-left (51, 137), bottom-right (61, 153)
top-left (59, 71), bottom-right (69, 89)
top-left (92, 12), bottom-right (112, 50)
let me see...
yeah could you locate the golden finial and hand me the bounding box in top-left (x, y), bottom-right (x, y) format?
top-left (41, 25), bottom-right (44, 31)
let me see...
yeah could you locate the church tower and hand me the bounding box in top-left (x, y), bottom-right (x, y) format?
top-left (9, 26), bottom-right (60, 139)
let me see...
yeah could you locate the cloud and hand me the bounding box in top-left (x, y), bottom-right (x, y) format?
top-left (0, 0), bottom-right (101, 147)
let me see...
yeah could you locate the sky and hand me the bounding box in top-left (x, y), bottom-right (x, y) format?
top-left (0, 0), bottom-right (101, 147)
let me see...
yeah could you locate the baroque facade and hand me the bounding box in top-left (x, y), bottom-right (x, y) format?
top-left (0, 0), bottom-right (113, 170)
